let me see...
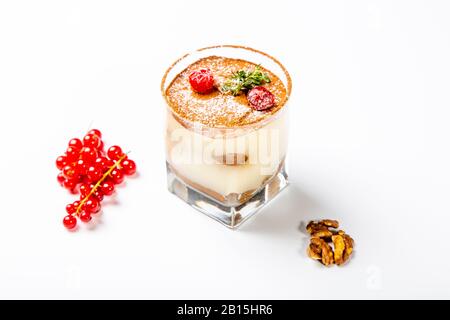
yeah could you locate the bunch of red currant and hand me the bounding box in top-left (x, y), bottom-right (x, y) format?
top-left (56, 129), bottom-right (136, 230)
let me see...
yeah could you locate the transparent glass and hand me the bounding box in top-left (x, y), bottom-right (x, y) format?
top-left (161, 45), bottom-right (292, 228)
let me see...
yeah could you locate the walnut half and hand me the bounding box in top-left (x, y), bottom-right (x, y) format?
top-left (305, 219), bottom-right (355, 267)
top-left (307, 243), bottom-right (322, 261)
top-left (311, 237), bottom-right (334, 266)
top-left (331, 234), bottom-right (345, 265)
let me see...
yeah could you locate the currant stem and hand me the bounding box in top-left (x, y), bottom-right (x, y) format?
top-left (74, 154), bottom-right (128, 216)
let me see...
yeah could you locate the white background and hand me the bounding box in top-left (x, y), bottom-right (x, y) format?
top-left (0, 0), bottom-right (449, 299)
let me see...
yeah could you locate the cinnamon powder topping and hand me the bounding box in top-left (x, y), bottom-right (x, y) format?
top-left (165, 56), bottom-right (288, 128)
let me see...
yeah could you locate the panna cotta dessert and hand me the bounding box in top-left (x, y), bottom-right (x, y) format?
top-left (162, 46), bottom-right (292, 228)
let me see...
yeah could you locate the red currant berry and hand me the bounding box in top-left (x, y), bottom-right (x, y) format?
top-left (57, 172), bottom-right (65, 185)
top-left (83, 198), bottom-right (101, 214)
top-left (189, 68), bottom-right (215, 94)
top-left (98, 140), bottom-right (105, 154)
top-left (247, 86), bottom-right (275, 111)
top-left (80, 175), bottom-right (91, 184)
top-left (68, 138), bottom-right (83, 150)
top-left (94, 156), bottom-right (109, 171)
top-left (121, 159), bottom-right (136, 176)
top-left (87, 129), bottom-right (102, 139)
top-left (66, 146), bottom-right (81, 162)
top-left (104, 158), bottom-right (115, 169)
top-left (73, 159), bottom-right (88, 176)
top-left (66, 203), bottom-right (76, 215)
top-left (100, 181), bottom-right (115, 196)
top-left (79, 183), bottom-right (92, 197)
top-left (81, 147), bottom-right (98, 163)
top-left (79, 211), bottom-right (92, 222)
top-left (73, 200), bottom-right (81, 210)
top-left (87, 166), bottom-right (103, 182)
top-left (83, 133), bottom-right (101, 149)
top-left (63, 215), bottom-right (77, 229)
top-left (94, 190), bottom-right (104, 201)
top-left (62, 165), bottom-right (77, 180)
top-left (63, 179), bottom-right (77, 192)
top-left (109, 168), bottom-right (124, 184)
top-left (56, 155), bottom-right (68, 170)
top-left (107, 145), bottom-right (124, 161)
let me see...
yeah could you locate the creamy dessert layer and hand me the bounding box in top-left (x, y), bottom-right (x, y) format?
top-left (166, 110), bottom-right (287, 202)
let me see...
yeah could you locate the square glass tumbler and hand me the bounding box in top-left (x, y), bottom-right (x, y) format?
top-left (161, 45), bottom-right (292, 228)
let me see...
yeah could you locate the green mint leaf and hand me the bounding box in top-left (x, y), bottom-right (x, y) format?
top-left (221, 65), bottom-right (271, 96)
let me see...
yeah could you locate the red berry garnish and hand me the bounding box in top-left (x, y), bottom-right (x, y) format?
top-left (56, 155), bottom-right (68, 170)
top-left (79, 211), bottom-right (92, 223)
top-left (94, 190), bottom-right (104, 201)
top-left (57, 172), bottom-right (65, 185)
top-left (63, 215), bottom-right (77, 229)
top-left (66, 146), bottom-right (81, 162)
top-left (104, 158), bottom-right (115, 169)
top-left (79, 184), bottom-right (103, 201)
top-left (57, 129), bottom-right (137, 231)
top-left (73, 200), bottom-right (81, 210)
top-left (73, 159), bottom-right (88, 176)
top-left (88, 129), bottom-right (102, 139)
top-left (66, 203), bottom-right (76, 215)
top-left (247, 86), bottom-right (275, 111)
top-left (100, 181), bottom-right (115, 196)
top-left (87, 166), bottom-right (102, 182)
top-left (109, 168), bottom-right (124, 184)
top-left (94, 156), bottom-right (108, 171)
top-left (189, 68), bottom-right (215, 94)
top-left (107, 146), bottom-right (124, 161)
top-left (79, 183), bottom-right (92, 197)
top-left (98, 140), bottom-right (105, 154)
top-left (83, 133), bottom-right (101, 149)
top-left (62, 165), bottom-right (77, 180)
top-left (81, 147), bottom-right (98, 163)
top-left (62, 178), bottom-right (77, 192)
top-left (121, 159), bottom-right (136, 176)
top-left (83, 198), bottom-right (101, 214)
top-left (68, 138), bottom-right (83, 150)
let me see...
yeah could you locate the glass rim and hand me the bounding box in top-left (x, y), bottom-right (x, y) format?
top-left (161, 44), bottom-right (292, 130)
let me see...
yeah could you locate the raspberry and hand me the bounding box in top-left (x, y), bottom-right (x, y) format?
top-left (247, 86), bottom-right (275, 111)
top-left (189, 69), bottom-right (215, 94)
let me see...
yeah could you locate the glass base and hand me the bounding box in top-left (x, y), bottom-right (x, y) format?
top-left (166, 162), bottom-right (289, 229)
